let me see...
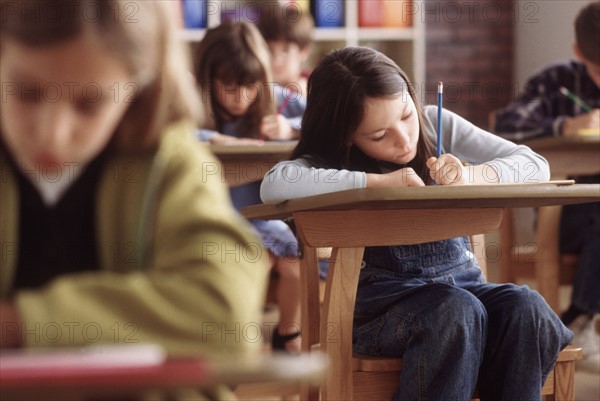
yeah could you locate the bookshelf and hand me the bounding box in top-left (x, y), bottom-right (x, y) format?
top-left (179, 1), bottom-right (425, 85)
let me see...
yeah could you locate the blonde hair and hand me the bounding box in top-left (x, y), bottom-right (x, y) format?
top-left (0, 0), bottom-right (201, 153)
top-left (193, 21), bottom-right (275, 139)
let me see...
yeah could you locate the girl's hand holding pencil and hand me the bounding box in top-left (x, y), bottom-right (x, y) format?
top-left (427, 154), bottom-right (467, 185)
top-left (430, 81), bottom-right (468, 185)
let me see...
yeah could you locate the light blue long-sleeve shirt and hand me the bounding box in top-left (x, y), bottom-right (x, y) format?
top-left (261, 106), bottom-right (551, 204)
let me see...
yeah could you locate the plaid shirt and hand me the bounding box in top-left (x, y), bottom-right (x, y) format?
top-left (494, 60), bottom-right (600, 141)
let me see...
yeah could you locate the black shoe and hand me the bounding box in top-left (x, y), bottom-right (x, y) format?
top-left (271, 326), bottom-right (301, 353)
top-left (561, 304), bottom-right (588, 326)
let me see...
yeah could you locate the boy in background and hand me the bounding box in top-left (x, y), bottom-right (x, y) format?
top-left (494, 2), bottom-right (600, 373)
top-left (256, 2), bottom-right (314, 97)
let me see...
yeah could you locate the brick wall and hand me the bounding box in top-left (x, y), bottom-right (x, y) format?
top-left (424, 0), bottom-right (514, 130)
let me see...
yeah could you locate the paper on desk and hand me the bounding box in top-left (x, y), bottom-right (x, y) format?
top-left (0, 343), bottom-right (166, 371)
top-left (577, 128), bottom-right (600, 136)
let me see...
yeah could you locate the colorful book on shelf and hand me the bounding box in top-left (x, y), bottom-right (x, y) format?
top-left (182, 0), bottom-right (207, 28)
top-left (359, 0), bottom-right (413, 28)
top-left (280, 0), bottom-right (310, 14)
top-left (311, 0), bottom-right (344, 27)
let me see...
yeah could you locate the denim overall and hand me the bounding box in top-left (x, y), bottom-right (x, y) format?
top-left (352, 237), bottom-right (573, 401)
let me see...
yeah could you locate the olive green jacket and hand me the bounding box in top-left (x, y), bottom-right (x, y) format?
top-left (1, 122), bottom-right (268, 361)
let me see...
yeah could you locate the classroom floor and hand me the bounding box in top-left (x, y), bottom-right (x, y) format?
top-left (575, 369), bottom-right (600, 401)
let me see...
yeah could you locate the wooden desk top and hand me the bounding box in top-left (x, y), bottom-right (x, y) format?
top-left (207, 141), bottom-right (297, 186)
top-left (242, 183), bottom-right (600, 220)
top-left (0, 350), bottom-right (326, 401)
top-left (517, 136), bottom-right (600, 178)
top-left (522, 135), bottom-right (600, 150)
top-left (209, 141), bottom-right (296, 161)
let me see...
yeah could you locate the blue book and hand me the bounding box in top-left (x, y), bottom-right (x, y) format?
top-left (182, 0), bottom-right (207, 28)
top-left (311, 0), bottom-right (344, 28)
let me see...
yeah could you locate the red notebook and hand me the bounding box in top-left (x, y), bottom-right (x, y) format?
top-left (0, 344), bottom-right (211, 389)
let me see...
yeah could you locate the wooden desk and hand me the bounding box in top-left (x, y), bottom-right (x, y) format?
top-left (510, 136), bottom-right (600, 310)
top-left (0, 350), bottom-right (326, 401)
top-left (523, 135), bottom-right (600, 178)
top-left (242, 183), bottom-right (599, 400)
top-left (209, 141), bottom-right (296, 187)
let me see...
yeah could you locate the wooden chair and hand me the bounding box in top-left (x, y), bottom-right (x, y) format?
top-left (498, 206), bottom-right (579, 313)
top-left (299, 234), bottom-right (583, 401)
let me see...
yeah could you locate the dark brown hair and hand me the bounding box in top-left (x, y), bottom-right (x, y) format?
top-left (575, 2), bottom-right (600, 65)
top-left (256, 2), bottom-right (314, 49)
top-left (0, 0), bottom-right (201, 152)
top-left (292, 46), bottom-right (436, 182)
top-left (193, 21), bottom-right (275, 139)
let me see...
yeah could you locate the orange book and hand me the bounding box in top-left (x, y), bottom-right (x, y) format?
top-left (383, 1), bottom-right (412, 28)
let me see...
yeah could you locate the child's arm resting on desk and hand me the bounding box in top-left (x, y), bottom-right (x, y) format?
top-left (261, 159), bottom-right (429, 204)
top-left (261, 158), bottom-right (367, 204)
top-left (14, 127), bottom-right (269, 359)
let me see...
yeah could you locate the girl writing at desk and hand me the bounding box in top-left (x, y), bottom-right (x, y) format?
top-left (261, 47), bottom-right (572, 400)
top-left (193, 21), bottom-right (304, 353)
top-left (194, 21), bottom-right (305, 144)
top-left (0, 3), bottom-right (268, 399)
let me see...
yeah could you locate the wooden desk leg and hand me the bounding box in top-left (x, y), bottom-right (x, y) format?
top-left (320, 247), bottom-right (364, 401)
top-left (499, 207), bottom-right (515, 283)
top-left (535, 205), bottom-right (562, 313)
top-left (299, 245), bottom-right (321, 401)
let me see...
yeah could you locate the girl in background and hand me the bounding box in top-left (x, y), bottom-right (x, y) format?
top-left (261, 46), bottom-right (572, 399)
top-left (194, 21), bottom-right (305, 144)
top-left (0, 3), bottom-right (268, 399)
top-left (193, 21), bottom-right (304, 353)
